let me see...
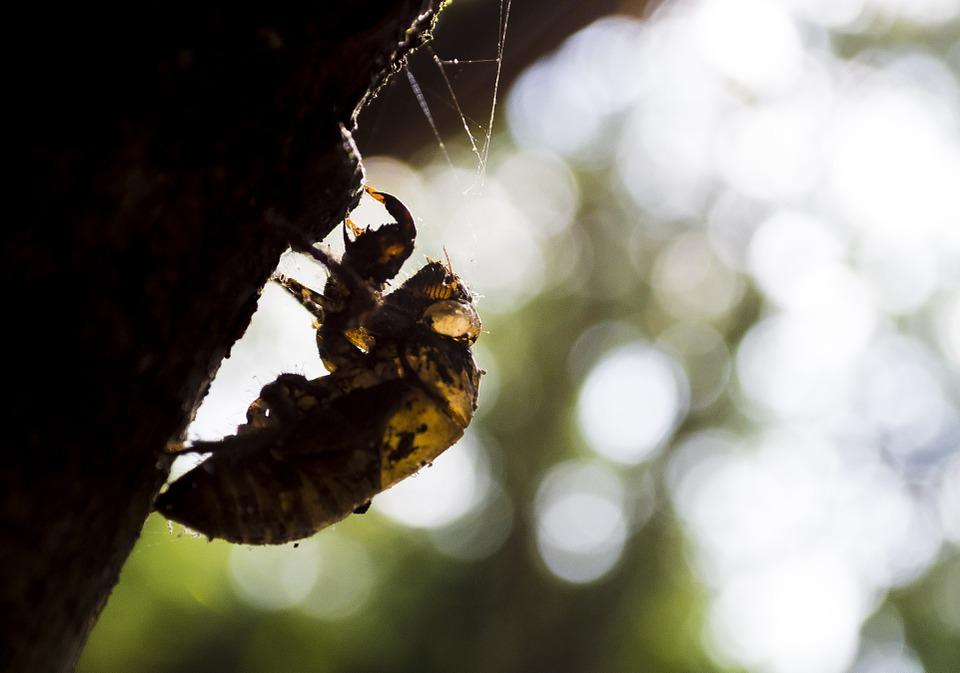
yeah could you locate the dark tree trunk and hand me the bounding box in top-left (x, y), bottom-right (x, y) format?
top-left (3, 4), bottom-right (443, 672)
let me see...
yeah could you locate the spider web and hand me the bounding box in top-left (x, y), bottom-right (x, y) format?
top-left (404, 0), bottom-right (512, 192)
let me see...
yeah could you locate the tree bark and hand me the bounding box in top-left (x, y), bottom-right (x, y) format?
top-left (3, 4), bottom-right (444, 672)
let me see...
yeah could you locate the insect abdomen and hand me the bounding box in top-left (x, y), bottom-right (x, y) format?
top-left (156, 450), bottom-right (379, 544)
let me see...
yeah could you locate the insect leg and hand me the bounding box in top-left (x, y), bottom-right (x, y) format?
top-left (256, 373), bottom-right (328, 425)
top-left (289, 238), bottom-right (378, 317)
top-left (167, 375), bottom-right (332, 457)
top-left (177, 428), bottom-right (284, 457)
top-left (266, 209), bottom-right (379, 317)
top-left (273, 274), bottom-right (327, 322)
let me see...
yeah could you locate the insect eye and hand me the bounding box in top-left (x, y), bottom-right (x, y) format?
top-left (422, 300), bottom-right (481, 342)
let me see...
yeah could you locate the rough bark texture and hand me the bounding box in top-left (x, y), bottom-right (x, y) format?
top-left (3, 4), bottom-right (443, 672)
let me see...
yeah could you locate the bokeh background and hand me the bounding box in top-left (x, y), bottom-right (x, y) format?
top-left (80, 0), bottom-right (960, 672)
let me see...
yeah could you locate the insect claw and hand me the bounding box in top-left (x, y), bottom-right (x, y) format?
top-left (361, 186), bottom-right (416, 241)
top-left (363, 184), bottom-right (385, 203)
top-left (344, 217), bottom-right (363, 239)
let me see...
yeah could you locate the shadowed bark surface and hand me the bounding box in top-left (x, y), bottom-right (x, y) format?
top-left (3, 4), bottom-right (443, 672)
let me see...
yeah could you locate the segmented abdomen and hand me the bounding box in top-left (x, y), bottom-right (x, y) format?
top-left (156, 448), bottom-right (379, 544)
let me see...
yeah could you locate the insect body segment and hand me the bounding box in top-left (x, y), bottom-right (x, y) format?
top-left (156, 188), bottom-right (482, 544)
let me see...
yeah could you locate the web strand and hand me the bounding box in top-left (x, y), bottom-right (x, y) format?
top-left (407, 0), bottom-right (512, 192)
top-left (406, 68), bottom-right (456, 172)
top-left (437, 58), bottom-right (499, 65)
top-left (480, 0), bottom-right (511, 187)
top-left (429, 46), bottom-right (486, 177)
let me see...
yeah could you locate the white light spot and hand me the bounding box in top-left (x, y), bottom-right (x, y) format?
top-left (611, 8), bottom-right (733, 221)
top-left (747, 211), bottom-right (844, 308)
top-left (577, 342), bottom-right (689, 464)
top-left (657, 322), bottom-right (732, 411)
top-left (780, 0), bottom-right (866, 28)
top-left (855, 335), bottom-right (953, 462)
top-left (736, 266), bottom-right (876, 419)
top-left (534, 461), bottom-right (628, 584)
top-left (506, 17), bottom-right (650, 160)
top-left (429, 482), bottom-right (514, 561)
top-left (671, 428), bottom-right (946, 673)
top-left (495, 150), bottom-right (580, 238)
top-left (830, 462), bottom-right (943, 588)
top-left (229, 541), bottom-right (320, 611)
top-left (934, 293), bottom-right (960, 368)
top-left (828, 82), bottom-right (960, 239)
top-left (618, 89), bottom-right (722, 221)
top-left (715, 99), bottom-right (825, 202)
top-left (940, 453), bottom-right (960, 545)
top-left (694, 0), bottom-right (804, 95)
top-left (357, 156), bottom-right (427, 222)
top-left (375, 434), bottom-right (489, 529)
top-left (851, 642), bottom-right (924, 673)
top-left (706, 552), bottom-right (865, 673)
top-left (652, 232), bottom-right (745, 321)
top-left (300, 534), bottom-right (375, 621)
top-left (673, 433), bottom-right (843, 581)
top-left (860, 231), bottom-right (940, 315)
top-left (706, 191), bottom-right (769, 272)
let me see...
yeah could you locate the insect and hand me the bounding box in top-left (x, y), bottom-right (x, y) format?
top-left (155, 186), bottom-right (482, 544)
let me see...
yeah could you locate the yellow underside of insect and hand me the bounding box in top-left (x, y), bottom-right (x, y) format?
top-left (404, 343), bottom-right (479, 428)
top-left (379, 386), bottom-right (465, 489)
